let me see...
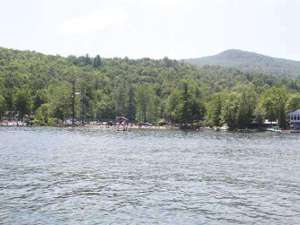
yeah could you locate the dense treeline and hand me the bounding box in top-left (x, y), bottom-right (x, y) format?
top-left (1, 47), bottom-right (300, 129)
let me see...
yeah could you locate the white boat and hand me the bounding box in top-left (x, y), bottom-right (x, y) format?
top-left (266, 127), bottom-right (282, 133)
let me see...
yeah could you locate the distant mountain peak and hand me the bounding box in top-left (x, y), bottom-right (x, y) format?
top-left (184, 49), bottom-right (300, 78)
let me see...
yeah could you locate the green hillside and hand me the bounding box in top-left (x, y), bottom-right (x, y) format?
top-left (1, 47), bottom-right (300, 129)
top-left (184, 49), bottom-right (300, 78)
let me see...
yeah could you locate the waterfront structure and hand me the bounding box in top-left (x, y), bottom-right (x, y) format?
top-left (115, 116), bottom-right (129, 131)
top-left (288, 109), bottom-right (300, 130)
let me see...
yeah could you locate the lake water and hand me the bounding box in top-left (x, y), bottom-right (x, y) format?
top-left (0, 127), bottom-right (300, 225)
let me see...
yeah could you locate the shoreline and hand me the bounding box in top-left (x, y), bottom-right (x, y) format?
top-left (1, 123), bottom-right (299, 133)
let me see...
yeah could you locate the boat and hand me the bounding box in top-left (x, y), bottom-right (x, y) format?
top-left (266, 126), bottom-right (282, 133)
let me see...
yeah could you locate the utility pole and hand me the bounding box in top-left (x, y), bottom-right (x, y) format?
top-left (71, 79), bottom-right (76, 126)
top-left (80, 88), bottom-right (85, 125)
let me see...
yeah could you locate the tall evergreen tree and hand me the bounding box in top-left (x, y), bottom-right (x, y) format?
top-left (207, 94), bottom-right (223, 127)
top-left (127, 86), bottom-right (136, 121)
top-left (14, 89), bottom-right (32, 120)
top-left (93, 55), bottom-right (102, 68)
top-left (0, 95), bottom-right (6, 120)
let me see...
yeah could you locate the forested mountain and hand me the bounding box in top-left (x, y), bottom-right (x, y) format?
top-left (1, 46), bottom-right (300, 129)
top-left (184, 49), bottom-right (300, 78)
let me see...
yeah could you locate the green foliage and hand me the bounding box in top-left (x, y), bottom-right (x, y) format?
top-left (93, 55), bottom-right (102, 68)
top-left (0, 47), bottom-right (300, 129)
top-left (135, 85), bottom-right (156, 123)
top-left (221, 92), bottom-right (240, 129)
top-left (94, 93), bottom-right (115, 120)
top-left (206, 93), bottom-right (223, 127)
top-left (33, 103), bottom-right (49, 125)
top-left (176, 80), bottom-right (204, 125)
top-left (0, 94), bottom-right (6, 119)
top-left (127, 86), bottom-right (136, 121)
top-left (167, 89), bottom-right (180, 122)
top-left (257, 87), bottom-right (288, 128)
top-left (236, 85), bottom-right (257, 129)
top-left (186, 49), bottom-right (300, 79)
top-left (207, 86), bottom-right (257, 129)
top-left (14, 89), bottom-right (32, 120)
top-left (218, 86), bottom-right (257, 129)
top-left (166, 80), bottom-right (204, 126)
top-left (286, 94), bottom-right (300, 111)
top-left (47, 82), bottom-right (72, 120)
top-left (113, 80), bottom-right (129, 116)
top-left (33, 89), bottom-right (47, 111)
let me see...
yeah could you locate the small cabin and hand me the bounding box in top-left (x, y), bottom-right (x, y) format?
top-left (288, 109), bottom-right (300, 130)
top-left (115, 116), bottom-right (129, 131)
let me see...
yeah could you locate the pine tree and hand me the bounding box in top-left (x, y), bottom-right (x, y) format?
top-left (93, 55), bottom-right (102, 68)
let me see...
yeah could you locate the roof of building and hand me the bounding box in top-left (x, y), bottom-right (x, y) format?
top-left (288, 109), bottom-right (300, 115)
top-left (115, 116), bottom-right (129, 122)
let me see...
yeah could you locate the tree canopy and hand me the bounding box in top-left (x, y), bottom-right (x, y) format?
top-left (0, 47), bottom-right (300, 129)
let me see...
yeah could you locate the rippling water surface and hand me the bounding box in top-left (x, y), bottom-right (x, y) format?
top-left (0, 127), bottom-right (300, 225)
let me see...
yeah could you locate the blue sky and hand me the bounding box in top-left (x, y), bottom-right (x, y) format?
top-left (0, 0), bottom-right (299, 59)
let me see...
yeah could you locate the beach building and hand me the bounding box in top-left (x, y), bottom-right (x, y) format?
top-left (288, 109), bottom-right (300, 130)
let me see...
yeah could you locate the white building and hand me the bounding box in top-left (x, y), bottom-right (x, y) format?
top-left (288, 109), bottom-right (300, 130)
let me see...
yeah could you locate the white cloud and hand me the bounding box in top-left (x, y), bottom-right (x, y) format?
top-left (60, 8), bottom-right (128, 34)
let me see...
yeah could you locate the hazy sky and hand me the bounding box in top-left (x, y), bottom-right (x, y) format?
top-left (1, 0), bottom-right (300, 59)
